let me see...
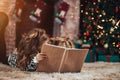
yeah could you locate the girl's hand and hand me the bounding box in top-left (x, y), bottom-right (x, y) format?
top-left (36, 53), bottom-right (48, 62)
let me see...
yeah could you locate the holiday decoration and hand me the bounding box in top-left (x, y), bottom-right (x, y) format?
top-left (13, 0), bottom-right (24, 22)
top-left (60, 0), bottom-right (80, 40)
top-left (80, 0), bottom-right (120, 55)
top-left (29, 0), bottom-right (46, 23)
top-left (98, 55), bottom-right (119, 62)
top-left (55, 1), bottom-right (69, 24)
top-left (14, 0), bottom-right (46, 23)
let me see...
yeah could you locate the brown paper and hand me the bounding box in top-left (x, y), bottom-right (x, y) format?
top-left (37, 44), bottom-right (88, 72)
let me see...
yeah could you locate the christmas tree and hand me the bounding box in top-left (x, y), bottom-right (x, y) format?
top-left (80, 0), bottom-right (120, 54)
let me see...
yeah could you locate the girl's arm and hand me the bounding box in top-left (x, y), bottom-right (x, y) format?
top-left (8, 48), bottom-right (38, 71)
top-left (25, 53), bottom-right (48, 71)
top-left (8, 51), bottom-right (17, 67)
top-left (8, 52), bottom-right (47, 71)
top-left (8, 52), bottom-right (38, 71)
top-left (25, 57), bottom-right (38, 71)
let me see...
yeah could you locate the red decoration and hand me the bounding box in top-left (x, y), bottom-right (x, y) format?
top-left (106, 55), bottom-right (110, 62)
top-left (117, 43), bottom-right (120, 47)
top-left (56, 1), bottom-right (69, 22)
top-left (88, 25), bottom-right (93, 30)
top-left (83, 23), bottom-right (87, 27)
top-left (32, 0), bottom-right (46, 23)
top-left (85, 31), bottom-right (90, 37)
top-left (115, 7), bottom-right (119, 13)
top-left (14, 0), bottom-right (24, 18)
top-left (97, 16), bottom-right (101, 20)
top-left (94, 6), bottom-right (99, 13)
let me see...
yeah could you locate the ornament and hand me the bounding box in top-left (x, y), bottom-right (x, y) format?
top-left (115, 7), bottom-right (119, 13)
top-left (55, 1), bottom-right (69, 23)
top-left (14, 0), bottom-right (24, 22)
top-left (34, 8), bottom-right (42, 17)
top-left (29, 15), bottom-right (38, 22)
top-left (85, 31), bottom-right (90, 37)
top-left (88, 25), bottom-right (93, 30)
top-left (29, 0), bottom-right (46, 23)
top-left (55, 17), bottom-right (62, 24)
top-left (117, 43), bottom-right (120, 47)
top-left (104, 43), bottom-right (108, 48)
top-left (59, 10), bottom-right (66, 18)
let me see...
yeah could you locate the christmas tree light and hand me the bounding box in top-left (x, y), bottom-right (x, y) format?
top-left (80, 0), bottom-right (120, 54)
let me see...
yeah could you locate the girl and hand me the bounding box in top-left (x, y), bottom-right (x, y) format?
top-left (8, 28), bottom-right (48, 71)
top-left (8, 28), bottom-right (74, 71)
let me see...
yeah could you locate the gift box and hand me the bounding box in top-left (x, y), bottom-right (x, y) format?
top-left (96, 48), bottom-right (106, 55)
top-left (98, 55), bottom-right (119, 62)
top-left (85, 50), bottom-right (95, 62)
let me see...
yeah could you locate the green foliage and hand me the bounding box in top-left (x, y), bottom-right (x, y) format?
top-left (80, 0), bottom-right (120, 54)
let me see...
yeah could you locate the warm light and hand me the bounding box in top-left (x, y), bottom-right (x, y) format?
top-left (106, 33), bottom-right (108, 36)
top-left (102, 19), bottom-right (105, 22)
top-left (85, 12), bottom-right (88, 15)
top-left (81, 10), bottom-right (83, 13)
top-left (93, 2), bottom-right (96, 5)
top-left (112, 42), bottom-right (115, 45)
top-left (95, 42), bottom-right (98, 46)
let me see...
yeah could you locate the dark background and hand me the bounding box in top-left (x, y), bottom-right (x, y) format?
top-left (16, 0), bottom-right (59, 47)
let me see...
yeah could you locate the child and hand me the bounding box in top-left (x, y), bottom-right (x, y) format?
top-left (8, 28), bottom-right (48, 71)
top-left (8, 28), bottom-right (74, 71)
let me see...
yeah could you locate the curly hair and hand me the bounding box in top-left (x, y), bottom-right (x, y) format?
top-left (16, 28), bottom-right (74, 70)
top-left (48, 37), bottom-right (75, 48)
top-left (17, 28), bottom-right (49, 70)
